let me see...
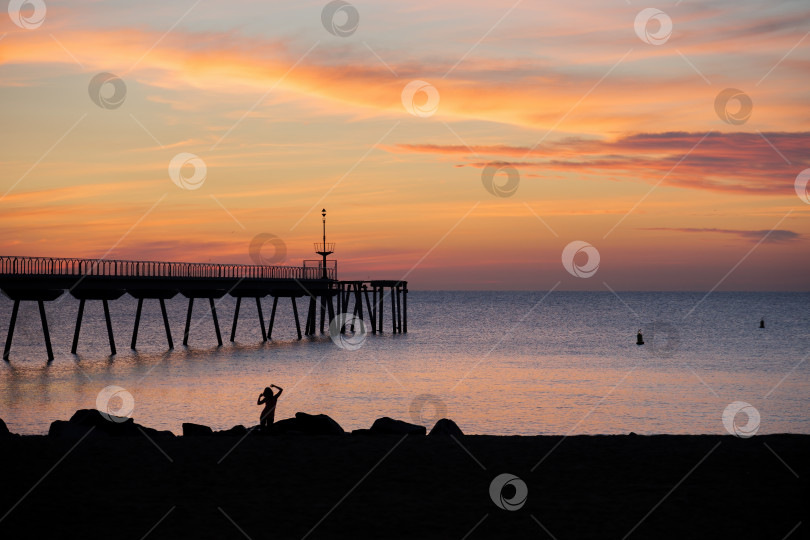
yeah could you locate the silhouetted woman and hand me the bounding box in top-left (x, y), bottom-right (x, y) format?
top-left (257, 384), bottom-right (283, 430)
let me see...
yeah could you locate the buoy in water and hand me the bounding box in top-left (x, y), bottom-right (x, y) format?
top-left (760, 319), bottom-right (765, 329)
top-left (636, 330), bottom-right (644, 345)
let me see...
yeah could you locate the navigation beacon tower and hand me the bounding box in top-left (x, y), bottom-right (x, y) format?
top-left (314, 208), bottom-right (334, 280)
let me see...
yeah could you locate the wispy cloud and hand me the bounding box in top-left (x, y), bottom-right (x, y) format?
top-left (639, 227), bottom-right (802, 243)
top-left (384, 132), bottom-right (810, 196)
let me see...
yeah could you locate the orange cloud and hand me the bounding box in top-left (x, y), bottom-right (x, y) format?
top-left (2, 23), bottom-right (809, 135)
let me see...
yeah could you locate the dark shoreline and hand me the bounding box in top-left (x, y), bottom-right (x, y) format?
top-left (1, 431), bottom-right (806, 539)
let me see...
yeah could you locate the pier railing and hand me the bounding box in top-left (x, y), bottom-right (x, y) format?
top-left (0, 256), bottom-right (337, 280)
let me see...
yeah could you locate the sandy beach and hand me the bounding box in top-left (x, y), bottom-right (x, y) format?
top-left (1, 424), bottom-right (806, 539)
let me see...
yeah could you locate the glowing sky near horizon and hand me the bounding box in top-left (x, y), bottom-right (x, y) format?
top-left (1, 0), bottom-right (808, 290)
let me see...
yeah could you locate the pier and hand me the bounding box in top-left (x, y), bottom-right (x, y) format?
top-left (0, 256), bottom-right (407, 361)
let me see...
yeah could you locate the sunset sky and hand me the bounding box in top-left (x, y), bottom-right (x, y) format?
top-left (1, 0), bottom-right (808, 290)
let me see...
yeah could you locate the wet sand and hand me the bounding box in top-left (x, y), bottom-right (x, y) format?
top-left (0, 433), bottom-right (806, 539)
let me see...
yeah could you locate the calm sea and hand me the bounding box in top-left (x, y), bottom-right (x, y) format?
top-left (1, 291), bottom-right (808, 435)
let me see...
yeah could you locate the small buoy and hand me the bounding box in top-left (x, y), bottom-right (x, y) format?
top-left (636, 330), bottom-right (644, 345)
top-left (759, 319), bottom-right (765, 329)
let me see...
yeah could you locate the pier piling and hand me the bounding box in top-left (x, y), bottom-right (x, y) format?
top-left (73, 299), bottom-right (86, 354)
top-left (38, 300), bottom-right (54, 360)
top-left (208, 297), bottom-right (223, 347)
top-left (102, 299), bottom-right (116, 356)
top-left (291, 297), bottom-right (302, 340)
top-left (183, 298), bottom-right (194, 347)
top-left (160, 298), bottom-right (174, 349)
top-left (230, 296), bottom-right (241, 342)
top-left (267, 296), bottom-right (278, 340)
top-left (256, 298), bottom-right (267, 341)
top-left (3, 299), bottom-right (19, 361)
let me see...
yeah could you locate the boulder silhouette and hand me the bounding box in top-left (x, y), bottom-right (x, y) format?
top-left (48, 409), bottom-right (174, 438)
top-left (49, 420), bottom-right (91, 439)
top-left (67, 408), bottom-right (137, 436)
top-left (48, 409), bottom-right (173, 438)
top-left (271, 413), bottom-right (344, 435)
top-left (182, 423), bottom-right (214, 436)
top-left (70, 408), bottom-right (136, 433)
top-left (270, 417), bottom-right (299, 434)
top-left (215, 425), bottom-right (248, 437)
top-left (0, 418), bottom-right (11, 438)
top-left (294, 412), bottom-right (344, 435)
top-left (428, 418), bottom-right (464, 439)
top-left (370, 417), bottom-right (426, 436)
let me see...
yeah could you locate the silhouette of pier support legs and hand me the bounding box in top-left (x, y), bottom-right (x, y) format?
top-left (102, 299), bottom-right (116, 356)
top-left (3, 300), bottom-right (20, 361)
top-left (2, 294), bottom-right (60, 361)
top-left (319, 296), bottom-right (326, 334)
top-left (354, 285), bottom-right (364, 331)
top-left (327, 295), bottom-right (335, 327)
top-left (267, 296), bottom-right (278, 340)
top-left (209, 298), bottom-right (223, 346)
top-left (342, 284), bottom-right (350, 315)
top-left (228, 294), bottom-right (267, 342)
top-left (230, 296), bottom-right (241, 342)
top-left (183, 298), bottom-right (194, 346)
top-left (38, 301), bottom-right (54, 360)
top-left (180, 290), bottom-right (225, 347)
top-left (256, 298), bottom-right (267, 341)
top-left (371, 286), bottom-right (377, 335)
top-left (130, 298), bottom-right (142, 350)
top-left (131, 292), bottom-right (176, 350)
top-left (366, 281), bottom-right (406, 335)
top-left (402, 286), bottom-right (408, 333)
top-left (363, 286), bottom-right (376, 334)
top-left (378, 285), bottom-right (384, 334)
top-left (291, 297), bottom-right (302, 340)
top-left (391, 286), bottom-right (397, 334)
top-left (70, 290), bottom-right (123, 356)
top-left (72, 299), bottom-right (86, 354)
top-left (396, 286), bottom-right (400, 332)
top-left (160, 299), bottom-right (174, 349)
top-left (305, 296), bottom-right (316, 336)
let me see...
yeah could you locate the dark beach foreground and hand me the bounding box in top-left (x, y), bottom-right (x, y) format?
top-left (1, 419), bottom-right (806, 540)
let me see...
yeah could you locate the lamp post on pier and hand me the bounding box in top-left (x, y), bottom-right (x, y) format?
top-left (314, 208), bottom-right (334, 279)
